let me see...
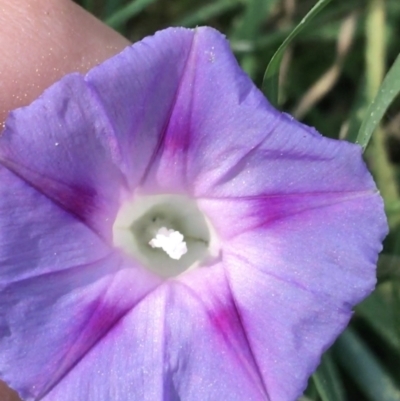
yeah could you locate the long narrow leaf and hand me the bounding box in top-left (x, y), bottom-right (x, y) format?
top-left (392, 277), bottom-right (400, 345)
top-left (335, 329), bottom-right (400, 401)
top-left (105, 0), bottom-right (159, 29)
top-left (261, 0), bottom-right (332, 106)
top-left (234, 0), bottom-right (278, 41)
top-left (177, 0), bottom-right (242, 27)
top-left (82, 0), bottom-right (95, 13)
top-left (312, 353), bottom-right (345, 401)
top-left (357, 284), bottom-right (400, 351)
top-left (104, 0), bottom-right (126, 17)
top-left (356, 53), bottom-right (400, 149)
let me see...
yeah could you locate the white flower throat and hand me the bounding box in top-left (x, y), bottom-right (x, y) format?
top-left (113, 194), bottom-right (219, 277)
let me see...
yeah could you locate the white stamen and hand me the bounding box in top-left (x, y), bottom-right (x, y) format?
top-left (149, 227), bottom-right (188, 260)
top-left (113, 194), bottom-right (220, 277)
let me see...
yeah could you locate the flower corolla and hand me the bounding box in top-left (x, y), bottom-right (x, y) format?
top-left (0, 27), bottom-right (387, 401)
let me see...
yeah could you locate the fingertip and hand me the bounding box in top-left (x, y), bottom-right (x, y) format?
top-left (0, 0), bottom-right (130, 123)
top-left (0, 381), bottom-right (21, 401)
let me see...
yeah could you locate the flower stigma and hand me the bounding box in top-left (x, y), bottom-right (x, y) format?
top-left (113, 194), bottom-right (220, 277)
top-left (149, 227), bottom-right (188, 260)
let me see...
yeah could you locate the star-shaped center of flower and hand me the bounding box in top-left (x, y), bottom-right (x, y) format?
top-left (112, 194), bottom-right (220, 277)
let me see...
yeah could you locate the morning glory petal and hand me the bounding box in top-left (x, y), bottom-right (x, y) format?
top-left (0, 26), bottom-right (388, 401)
top-left (198, 189), bottom-right (386, 400)
top-left (85, 28), bottom-right (195, 190)
top-left (0, 166), bottom-right (110, 283)
top-left (141, 26), bottom-right (279, 194)
top-left (0, 74), bottom-right (124, 239)
top-left (39, 265), bottom-right (269, 401)
top-left (141, 28), bottom-right (375, 200)
top-left (0, 146), bottom-right (159, 400)
top-left (0, 251), bottom-right (159, 401)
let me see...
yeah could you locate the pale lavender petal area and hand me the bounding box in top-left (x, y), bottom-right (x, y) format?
top-left (85, 28), bottom-right (195, 191)
top-left (41, 265), bottom-right (269, 401)
top-left (0, 75), bottom-right (125, 240)
top-left (200, 190), bottom-right (386, 400)
top-left (0, 247), bottom-right (159, 401)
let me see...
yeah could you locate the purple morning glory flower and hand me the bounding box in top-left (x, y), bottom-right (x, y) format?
top-left (0, 27), bottom-right (387, 401)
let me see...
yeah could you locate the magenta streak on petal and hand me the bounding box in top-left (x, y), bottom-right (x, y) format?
top-left (249, 190), bottom-right (378, 233)
top-left (0, 250), bottom-right (161, 401)
top-left (0, 74), bottom-right (124, 244)
top-left (208, 289), bottom-right (271, 401)
top-left (223, 255), bottom-right (355, 401)
top-left (175, 270), bottom-right (270, 400)
top-left (0, 157), bottom-right (105, 238)
top-left (36, 265), bottom-right (162, 400)
top-left (200, 190), bottom-right (378, 241)
top-left (39, 303), bottom-right (128, 399)
top-left (0, 254), bottom-right (121, 399)
top-left (138, 32), bottom-right (197, 191)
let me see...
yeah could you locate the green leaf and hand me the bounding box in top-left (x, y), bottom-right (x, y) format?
top-left (82, 0), bottom-right (95, 13)
top-left (233, 0), bottom-right (278, 41)
top-left (392, 280), bottom-right (400, 344)
top-left (356, 53), bottom-right (400, 149)
top-left (104, 0), bottom-right (126, 17)
top-left (343, 77), bottom-right (368, 143)
top-left (335, 328), bottom-right (400, 401)
top-left (262, 0), bottom-right (331, 106)
top-left (377, 254), bottom-right (400, 281)
top-left (312, 352), bottom-right (345, 401)
top-left (232, 0), bottom-right (278, 78)
top-left (261, 0), bottom-right (332, 107)
top-left (356, 284), bottom-right (400, 352)
top-left (105, 0), bottom-right (160, 29)
top-left (177, 0), bottom-right (243, 27)
top-left (231, 0), bottom-right (364, 54)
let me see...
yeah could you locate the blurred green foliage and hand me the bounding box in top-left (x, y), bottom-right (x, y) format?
top-left (76, 0), bottom-right (400, 400)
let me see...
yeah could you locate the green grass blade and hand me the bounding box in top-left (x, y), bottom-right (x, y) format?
top-left (261, 0), bottom-right (332, 107)
top-left (233, 0), bottom-right (278, 79)
top-left (105, 0), bottom-right (160, 29)
top-left (312, 353), bottom-right (345, 401)
top-left (343, 77), bottom-right (367, 143)
top-left (104, 0), bottom-right (127, 17)
top-left (356, 53), bottom-right (400, 149)
top-left (377, 253), bottom-right (400, 280)
top-left (335, 329), bottom-right (400, 401)
top-left (177, 0), bottom-right (242, 27)
top-left (390, 231), bottom-right (400, 347)
top-left (82, 0), bottom-right (95, 13)
top-left (392, 280), bottom-right (400, 344)
top-left (356, 285), bottom-right (400, 352)
top-left (234, 0), bottom-right (278, 41)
